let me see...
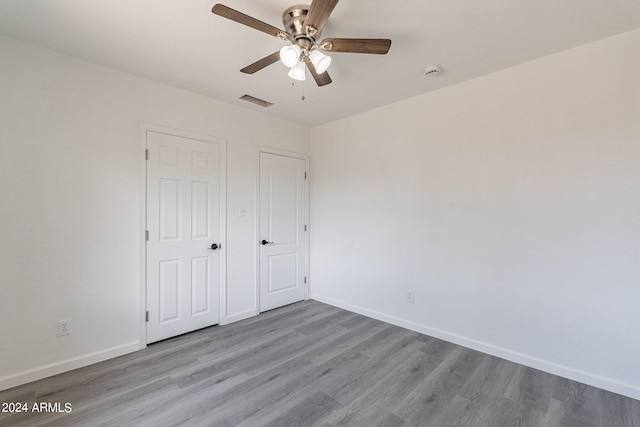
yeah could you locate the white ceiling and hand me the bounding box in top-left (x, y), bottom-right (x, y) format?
top-left (1, 0), bottom-right (639, 127)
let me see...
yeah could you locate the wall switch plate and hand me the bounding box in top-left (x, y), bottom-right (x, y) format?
top-left (57, 319), bottom-right (71, 336)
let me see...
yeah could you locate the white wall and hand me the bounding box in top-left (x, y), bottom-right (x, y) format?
top-left (0, 36), bottom-right (309, 390)
top-left (310, 29), bottom-right (640, 399)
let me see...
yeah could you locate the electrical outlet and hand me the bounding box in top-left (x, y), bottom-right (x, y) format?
top-left (406, 291), bottom-right (415, 304)
top-left (57, 319), bottom-right (71, 336)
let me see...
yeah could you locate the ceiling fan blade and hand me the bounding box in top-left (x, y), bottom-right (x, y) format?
top-left (240, 51), bottom-right (281, 74)
top-left (303, 55), bottom-right (332, 87)
top-left (305, 0), bottom-right (340, 34)
top-left (212, 4), bottom-right (288, 40)
top-left (320, 38), bottom-right (392, 54)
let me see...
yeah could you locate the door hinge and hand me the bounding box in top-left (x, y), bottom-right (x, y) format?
top-left (145, 230), bottom-right (150, 241)
top-left (304, 276), bottom-right (307, 284)
top-left (304, 172), bottom-right (307, 179)
top-left (145, 149), bottom-right (149, 160)
top-left (304, 224), bottom-right (307, 232)
top-left (145, 311), bottom-right (149, 322)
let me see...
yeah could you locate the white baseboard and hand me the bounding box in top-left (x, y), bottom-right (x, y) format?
top-left (1, 307), bottom-right (259, 392)
top-left (222, 308), bottom-right (258, 325)
top-left (311, 293), bottom-right (640, 401)
top-left (0, 341), bottom-right (142, 392)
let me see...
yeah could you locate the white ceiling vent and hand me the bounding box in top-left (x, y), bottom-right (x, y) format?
top-left (240, 94), bottom-right (274, 108)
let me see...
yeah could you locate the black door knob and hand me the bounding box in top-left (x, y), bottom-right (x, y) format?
top-left (210, 243), bottom-right (220, 250)
top-left (261, 240), bottom-right (271, 245)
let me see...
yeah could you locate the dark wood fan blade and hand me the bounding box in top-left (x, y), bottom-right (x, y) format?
top-left (303, 55), bottom-right (332, 87)
top-left (212, 4), bottom-right (287, 39)
top-left (305, 0), bottom-right (340, 34)
top-left (240, 51), bottom-right (281, 74)
top-left (321, 38), bottom-right (392, 54)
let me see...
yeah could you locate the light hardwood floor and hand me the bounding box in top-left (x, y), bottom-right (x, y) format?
top-left (1, 300), bottom-right (639, 426)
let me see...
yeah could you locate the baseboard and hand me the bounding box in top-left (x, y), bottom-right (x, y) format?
top-left (222, 308), bottom-right (258, 325)
top-left (1, 307), bottom-right (260, 391)
top-left (0, 341), bottom-right (142, 392)
top-left (311, 293), bottom-right (640, 401)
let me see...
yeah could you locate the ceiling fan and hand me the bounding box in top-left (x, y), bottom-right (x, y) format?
top-left (211, 1), bottom-right (392, 87)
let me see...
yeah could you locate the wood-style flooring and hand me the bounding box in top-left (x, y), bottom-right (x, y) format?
top-left (1, 300), bottom-right (639, 426)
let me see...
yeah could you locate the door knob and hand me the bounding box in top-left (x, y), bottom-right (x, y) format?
top-left (261, 240), bottom-right (271, 245)
top-left (209, 243), bottom-right (221, 250)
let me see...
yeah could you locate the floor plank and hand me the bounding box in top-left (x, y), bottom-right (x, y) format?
top-left (1, 300), bottom-right (639, 427)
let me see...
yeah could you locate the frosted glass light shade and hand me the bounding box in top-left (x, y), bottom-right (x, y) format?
top-left (288, 61), bottom-right (306, 81)
top-left (309, 49), bottom-right (332, 74)
top-left (280, 45), bottom-right (302, 68)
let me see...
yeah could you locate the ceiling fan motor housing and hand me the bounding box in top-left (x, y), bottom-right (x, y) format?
top-left (283, 5), bottom-right (318, 49)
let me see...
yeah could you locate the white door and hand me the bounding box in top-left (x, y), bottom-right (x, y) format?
top-left (146, 130), bottom-right (223, 343)
top-left (259, 152), bottom-right (307, 312)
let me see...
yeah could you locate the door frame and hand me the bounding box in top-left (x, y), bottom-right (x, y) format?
top-left (256, 147), bottom-right (310, 313)
top-left (139, 122), bottom-right (227, 347)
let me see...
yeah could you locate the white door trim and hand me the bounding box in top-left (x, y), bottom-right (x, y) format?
top-left (255, 147), bottom-right (310, 312)
top-left (139, 122), bottom-right (227, 345)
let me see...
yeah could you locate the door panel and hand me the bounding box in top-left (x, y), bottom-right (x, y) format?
top-left (159, 259), bottom-right (180, 322)
top-left (146, 130), bottom-right (222, 343)
top-left (159, 179), bottom-right (180, 241)
top-left (259, 152), bottom-right (307, 312)
top-left (269, 165), bottom-right (299, 243)
top-left (269, 254), bottom-right (298, 292)
top-left (191, 182), bottom-right (211, 239)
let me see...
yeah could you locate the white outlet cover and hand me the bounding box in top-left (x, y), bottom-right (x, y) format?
top-left (57, 320), bottom-right (71, 336)
top-left (407, 291), bottom-right (415, 303)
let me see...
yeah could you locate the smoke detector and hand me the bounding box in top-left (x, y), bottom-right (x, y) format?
top-left (424, 65), bottom-right (442, 76)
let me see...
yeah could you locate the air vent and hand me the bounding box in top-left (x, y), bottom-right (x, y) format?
top-left (240, 94), bottom-right (274, 108)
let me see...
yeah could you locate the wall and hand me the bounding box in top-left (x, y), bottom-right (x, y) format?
top-left (0, 36), bottom-right (309, 390)
top-left (310, 29), bottom-right (640, 399)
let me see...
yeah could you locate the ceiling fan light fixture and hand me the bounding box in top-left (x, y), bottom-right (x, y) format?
top-left (309, 49), bottom-right (332, 74)
top-left (211, 3), bottom-right (392, 87)
top-left (288, 61), bottom-right (306, 81)
top-left (280, 44), bottom-right (302, 68)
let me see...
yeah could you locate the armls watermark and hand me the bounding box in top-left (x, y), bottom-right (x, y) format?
top-left (2, 402), bottom-right (72, 413)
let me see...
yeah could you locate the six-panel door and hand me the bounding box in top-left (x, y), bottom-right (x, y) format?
top-left (146, 131), bottom-right (222, 343)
